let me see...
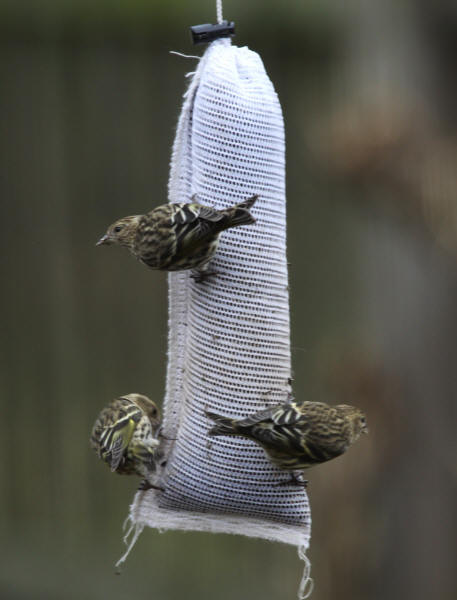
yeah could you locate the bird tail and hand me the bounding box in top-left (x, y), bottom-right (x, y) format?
top-left (222, 194), bottom-right (258, 229)
top-left (206, 411), bottom-right (239, 436)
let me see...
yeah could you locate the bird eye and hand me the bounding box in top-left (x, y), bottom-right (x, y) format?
top-left (361, 417), bottom-right (366, 424)
top-left (114, 225), bottom-right (123, 233)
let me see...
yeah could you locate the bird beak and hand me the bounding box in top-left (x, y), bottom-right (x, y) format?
top-left (96, 234), bottom-right (109, 246)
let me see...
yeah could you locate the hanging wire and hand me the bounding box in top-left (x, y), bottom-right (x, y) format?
top-left (216, 0), bottom-right (223, 24)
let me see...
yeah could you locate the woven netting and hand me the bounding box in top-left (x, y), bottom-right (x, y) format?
top-left (127, 38), bottom-right (311, 552)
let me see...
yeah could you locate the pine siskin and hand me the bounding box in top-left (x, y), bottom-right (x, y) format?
top-left (96, 195), bottom-right (258, 280)
top-left (90, 393), bottom-right (162, 488)
top-left (206, 400), bottom-right (368, 486)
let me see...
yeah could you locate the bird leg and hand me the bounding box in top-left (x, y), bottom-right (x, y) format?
top-left (138, 480), bottom-right (165, 492)
top-left (156, 425), bottom-right (176, 442)
top-left (274, 472), bottom-right (308, 488)
top-left (286, 391), bottom-right (295, 403)
top-left (190, 268), bottom-right (218, 283)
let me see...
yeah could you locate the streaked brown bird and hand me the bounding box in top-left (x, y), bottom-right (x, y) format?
top-left (90, 393), bottom-right (162, 488)
top-left (206, 400), bottom-right (368, 486)
top-left (96, 194), bottom-right (258, 281)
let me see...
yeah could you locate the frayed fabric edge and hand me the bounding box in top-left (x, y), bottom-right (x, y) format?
top-left (130, 489), bottom-right (310, 546)
top-left (115, 519), bottom-right (145, 572)
top-left (115, 491), bottom-right (312, 598)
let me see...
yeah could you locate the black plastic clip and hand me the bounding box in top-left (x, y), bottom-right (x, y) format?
top-left (190, 20), bottom-right (235, 45)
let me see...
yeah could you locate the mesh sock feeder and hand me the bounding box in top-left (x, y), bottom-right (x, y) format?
top-left (120, 23), bottom-right (312, 600)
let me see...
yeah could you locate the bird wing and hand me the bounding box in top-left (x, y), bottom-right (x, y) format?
top-left (235, 406), bottom-right (280, 427)
top-left (253, 405), bottom-right (314, 454)
top-left (232, 406), bottom-right (309, 454)
top-left (171, 202), bottom-right (224, 226)
top-left (186, 196), bottom-right (227, 223)
top-left (272, 403), bottom-right (347, 458)
top-left (99, 413), bottom-right (137, 472)
top-left (108, 419), bottom-right (136, 471)
top-left (234, 405), bottom-right (311, 430)
top-left (270, 403), bottom-right (312, 428)
top-left (177, 204), bottom-right (226, 243)
top-left (193, 205), bottom-right (226, 223)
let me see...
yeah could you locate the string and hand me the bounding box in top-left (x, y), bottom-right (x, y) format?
top-left (114, 518), bottom-right (145, 572)
top-left (169, 51), bottom-right (201, 60)
top-left (216, 0), bottom-right (223, 24)
top-left (297, 545), bottom-right (314, 599)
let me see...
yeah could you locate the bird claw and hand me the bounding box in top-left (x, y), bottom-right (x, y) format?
top-left (286, 391), bottom-right (295, 404)
top-left (274, 474), bottom-right (308, 488)
top-left (190, 269), bottom-right (218, 283)
top-left (138, 480), bottom-right (165, 492)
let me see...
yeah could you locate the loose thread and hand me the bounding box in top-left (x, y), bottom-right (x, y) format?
top-left (297, 545), bottom-right (314, 599)
top-left (168, 51), bottom-right (202, 96)
top-left (169, 51), bottom-right (201, 60)
top-left (114, 518), bottom-right (145, 572)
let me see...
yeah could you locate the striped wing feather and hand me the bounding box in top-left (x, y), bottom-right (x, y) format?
top-left (99, 408), bottom-right (140, 471)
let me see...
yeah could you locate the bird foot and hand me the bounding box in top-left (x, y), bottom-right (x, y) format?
top-left (156, 426), bottom-right (176, 442)
top-left (274, 473), bottom-right (308, 488)
top-left (138, 480), bottom-right (165, 492)
top-left (286, 391), bottom-right (295, 403)
top-left (190, 269), bottom-right (218, 283)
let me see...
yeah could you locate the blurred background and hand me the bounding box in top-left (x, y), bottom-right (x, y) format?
top-left (1, 1), bottom-right (456, 599)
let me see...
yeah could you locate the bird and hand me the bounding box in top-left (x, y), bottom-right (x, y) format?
top-left (96, 194), bottom-right (258, 281)
top-left (90, 393), bottom-right (163, 489)
top-left (206, 400), bottom-right (368, 486)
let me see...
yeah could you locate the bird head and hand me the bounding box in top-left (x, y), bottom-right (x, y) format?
top-left (96, 215), bottom-right (141, 250)
top-left (121, 393), bottom-right (161, 429)
top-left (337, 404), bottom-right (369, 442)
top-left (353, 410), bottom-right (368, 436)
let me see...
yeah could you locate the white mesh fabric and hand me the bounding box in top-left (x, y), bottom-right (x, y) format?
top-left (129, 39), bottom-right (310, 549)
